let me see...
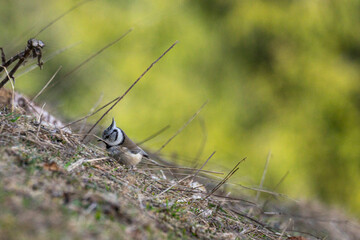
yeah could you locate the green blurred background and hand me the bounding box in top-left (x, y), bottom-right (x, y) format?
top-left (1, 0), bottom-right (360, 217)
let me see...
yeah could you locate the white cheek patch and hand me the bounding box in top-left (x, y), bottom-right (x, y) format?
top-left (111, 128), bottom-right (124, 146)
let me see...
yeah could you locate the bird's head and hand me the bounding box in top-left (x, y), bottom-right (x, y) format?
top-left (101, 118), bottom-right (124, 147)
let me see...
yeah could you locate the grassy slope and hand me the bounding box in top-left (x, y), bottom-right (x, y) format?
top-left (0, 109), bottom-right (359, 240)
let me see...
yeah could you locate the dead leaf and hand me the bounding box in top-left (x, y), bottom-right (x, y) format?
top-left (288, 237), bottom-right (308, 240)
top-left (44, 162), bottom-right (61, 171)
top-left (93, 164), bottom-right (106, 171)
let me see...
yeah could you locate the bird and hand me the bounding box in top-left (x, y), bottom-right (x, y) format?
top-left (101, 118), bottom-right (149, 166)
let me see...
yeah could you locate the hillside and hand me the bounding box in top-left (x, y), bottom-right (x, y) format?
top-left (0, 106), bottom-right (359, 240)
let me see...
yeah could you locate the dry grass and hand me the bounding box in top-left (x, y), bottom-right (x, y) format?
top-left (1, 108), bottom-right (360, 240)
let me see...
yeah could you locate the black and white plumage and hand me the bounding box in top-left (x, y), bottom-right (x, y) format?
top-left (102, 118), bottom-right (148, 166)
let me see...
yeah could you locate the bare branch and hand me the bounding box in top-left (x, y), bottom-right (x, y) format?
top-left (0, 47), bottom-right (32, 88)
top-left (17, 42), bottom-right (80, 79)
top-left (81, 40), bottom-right (179, 141)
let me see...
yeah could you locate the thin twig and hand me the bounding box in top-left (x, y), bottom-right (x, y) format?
top-left (0, 47), bottom-right (32, 89)
top-left (16, 42), bottom-right (80, 79)
top-left (138, 125), bottom-right (170, 145)
top-left (0, 1), bottom-right (89, 86)
top-left (63, 28), bottom-right (133, 79)
top-left (81, 40), bottom-right (179, 141)
top-left (155, 100), bottom-right (208, 154)
top-left (192, 151), bottom-right (216, 182)
top-left (0, 49), bottom-right (20, 73)
top-left (34, 0), bottom-right (95, 37)
top-left (0, 66), bottom-right (14, 111)
top-left (32, 66), bottom-right (62, 102)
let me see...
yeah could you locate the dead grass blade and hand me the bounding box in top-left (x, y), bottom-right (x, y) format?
top-left (81, 40), bottom-right (179, 141)
top-left (263, 211), bottom-right (349, 224)
top-left (62, 96), bottom-right (118, 129)
top-left (255, 150), bottom-right (271, 202)
top-left (32, 66), bottom-right (62, 102)
top-left (248, 151), bottom-right (271, 216)
top-left (34, 0), bottom-right (95, 37)
top-left (64, 41), bottom-right (178, 130)
top-left (229, 208), bottom-right (269, 229)
top-left (79, 93), bottom-right (104, 134)
top-left (206, 175), bottom-right (292, 199)
top-left (205, 158), bottom-right (246, 199)
top-left (8, 73), bottom-right (15, 113)
top-left (156, 175), bottom-right (192, 197)
top-left (273, 170), bottom-right (290, 191)
top-left (0, 66), bottom-right (15, 111)
top-left (137, 125), bottom-right (170, 145)
top-left (63, 28), bottom-right (132, 79)
top-left (173, 188), bottom-right (256, 206)
top-left (36, 103), bottom-right (46, 137)
top-left (262, 170), bottom-right (289, 210)
top-left (141, 167), bottom-right (222, 175)
top-left (278, 218), bottom-right (292, 239)
top-left (67, 157), bottom-right (108, 172)
top-left (192, 151), bottom-right (216, 182)
top-left (155, 100), bottom-right (208, 154)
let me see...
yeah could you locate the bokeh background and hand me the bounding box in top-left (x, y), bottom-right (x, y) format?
top-left (1, 0), bottom-right (360, 217)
